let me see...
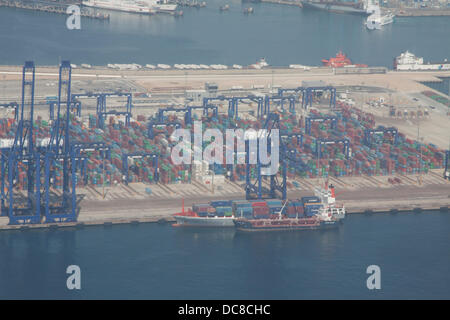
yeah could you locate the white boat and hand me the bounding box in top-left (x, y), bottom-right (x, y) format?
top-left (365, 3), bottom-right (394, 30)
top-left (257, 58), bottom-right (269, 67)
top-left (145, 64), bottom-right (156, 69)
top-left (232, 64), bottom-right (243, 69)
top-left (82, 0), bottom-right (155, 14)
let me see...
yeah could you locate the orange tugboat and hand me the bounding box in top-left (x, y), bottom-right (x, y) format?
top-left (322, 51), bottom-right (368, 68)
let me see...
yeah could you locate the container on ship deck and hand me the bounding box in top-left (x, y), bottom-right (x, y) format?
top-left (234, 206), bottom-right (253, 218)
top-left (251, 201), bottom-right (267, 207)
top-left (266, 199), bottom-right (283, 206)
top-left (253, 206), bottom-right (270, 215)
top-left (210, 200), bottom-right (232, 207)
top-left (193, 204), bottom-right (210, 213)
top-left (253, 213), bottom-right (270, 219)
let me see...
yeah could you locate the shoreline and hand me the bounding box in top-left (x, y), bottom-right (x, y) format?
top-left (1, 181), bottom-right (449, 231)
top-left (1, 206), bottom-right (448, 232)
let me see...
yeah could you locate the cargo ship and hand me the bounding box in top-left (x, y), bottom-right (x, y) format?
top-left (82, 0), bottom-right (177, 14)
top-left (173, 185), bottom-right (345, 229)
top-left (393, 51), bottom-right (450, 71)
top-left (234, 184), bottom-right (345, 232)
top-left (302, 0), bottom-right (370, 16)
top-left (82, 0), bottom-right (156, 14)
top-left (322, 51), bottom-right (368, 68)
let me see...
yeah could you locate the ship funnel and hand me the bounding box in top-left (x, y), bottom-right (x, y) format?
top-left (329, 184), bottom-right (335, 198)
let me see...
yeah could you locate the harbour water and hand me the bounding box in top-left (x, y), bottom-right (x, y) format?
top-left (0, 1), bottom-right (449, 67)
top-left (1, 212), bottom-right (449, 299)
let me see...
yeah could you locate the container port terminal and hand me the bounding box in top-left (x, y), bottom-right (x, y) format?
top-left (0, 62), bottom-right (449, 231)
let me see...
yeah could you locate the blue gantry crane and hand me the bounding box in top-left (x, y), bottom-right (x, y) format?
top-left (364, 126), bottom-right (398, 146)
top-left (245, 113), bottom-right (286, 200)
top-left (121, 152), bottom-right (159, 185)
top-left (148, 121), bottom-right (182, 139)
top-left (315, 138), bottom-right (350, 159)
top-left (42, 60), bottom-right (79, 223)
top-left (263, 95), bottom-right (296, 117)
top-left (303, 86), bottom-right (337, 109)
top-left (71, 92), bottom-right (133, 129)
top-left (305, 115), bottom-right (338, 135)
top-left (0, 62), bottom-right (42, 224)
top-left (185, 105), bottom-right (218, 125)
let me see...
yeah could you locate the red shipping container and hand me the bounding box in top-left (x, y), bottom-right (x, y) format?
top-left (253, 207), bottom-right (270, 215)
top-left (252, 201), bottom-right (267, 207)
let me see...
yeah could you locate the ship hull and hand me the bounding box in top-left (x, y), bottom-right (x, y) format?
top-left (302, 1), bottom-right (369, 16)
top-left (234, 218), bottom-right (338, 232)
top-left (82, 1), bottom-right (153, 14)
top-left (174, 215), bottom-right (235, 227)
top-left (395, 63), bottom-right (450, 71)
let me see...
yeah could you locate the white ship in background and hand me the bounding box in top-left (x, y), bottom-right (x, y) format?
top-left (82, 0), bottom-right (177, 14)
top-left (365, 0), bottom-right (394, 30)
top-left (394, 51), bottom-right (450, 71)
top-left (152, 0), bottom-right (177, 12)
top-left (302, 0), bottom-right (371, 16)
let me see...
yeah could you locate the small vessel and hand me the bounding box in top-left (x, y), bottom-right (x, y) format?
top-left (393, 51), bottom-right (450, 71)
top-left (322, 51), bottom-right (368, 68)
top-left (243, 7), bottom-right (254, 14)
top-left (220, 4), bottom-right (230, 11)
